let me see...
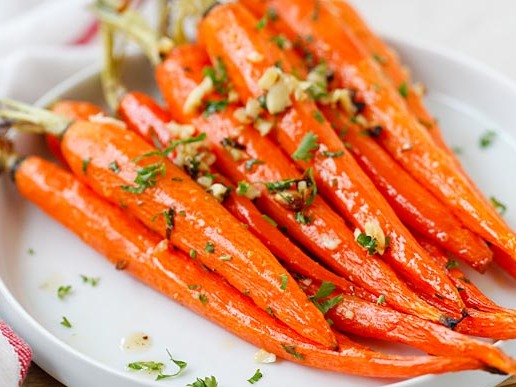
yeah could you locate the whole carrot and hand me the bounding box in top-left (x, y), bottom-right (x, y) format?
top-left (197, 3), bottom-right (464, 314)
top-left (321, 105), bottom-right (493, 271)
top-left (249, 0), bottom-right (516, 265)
top-left (155, 44), bottom-right (449, 324)
top-left (0, 142), bottom-right (488, 378)
top-left (118, 91), bottom-right (374, 301)
top-left (0, 100), bottom-right (337, 349)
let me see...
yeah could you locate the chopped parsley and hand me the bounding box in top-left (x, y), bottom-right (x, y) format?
top-left (281, 344), bottom-right (305, 360)
top-left (198, 294), bottom-right (208, 305)
top-left (445, 259), bottom-right (459, 269)
top-left (279, 274), bottom-right (288, 290)
top-left (490, 196), bottom-right (507, 215)
top-left (121, 161), bottom-right (166, 194)
top-left (204, 242), bottom-right (215, 253)
top-left (309, 281), bottom-right (343, 314)
top-left (452, 146), bottom-right (463, 155)
top-left (261, 214), bottom-right (277, 227)
top-left (57, 285), bottom-right (72, 300)
top-left (189, 249), bottom-right (198, 259)
top-left (256, 15), bottom-right (268, 30)
top-left (356, 233), bottom-right (379, 255)
top-left (459, 276), bottom-right (471, 284)
top-left (292, 132), bottom-right (319, 161)
top-left (165, 349), bottom-right (187, 377)
top-left (220, 255), bottom-right (232, 261)
top-left (204, 99), bottom-right (228, 117)
top-left (377, 294), bottom-right (386, 305)
top-left (163, 133), bottom-right (207, 155)
top-left (248, 369), bottom-right (263, 384)
top-left (479, 130), bottom-right (496, 148)
top-left (271, 35), bottom-right (288, 49)
top-left (108, 161), bottom-right (120, 174)
top-left (187, 376), bottom-right (218, 387)
top-left (163, 207), bottom-right (176, 239)
top-left (60, 316), bottom-right (72, 328)
top-left (202, 57), bottom-right (228, 94)
top-left (398, 82), bottom-right (409, 98)
top-left (320, 150), bottom-right (344, 158)
top-left (127, 360), bottom-right (174, 381)
top-left (82, 157), bottom-right (91, 174)
top-left (187, 284), bottom-right (200, 290)
top-left (245, 159), bottom-right (265, 171)
top-left (80, 275), bottom-right (100, 287)
top-left (27, 248), bottom-right (35, 255)
top-left (313, 111), bottom-right (325, 123)
top-left (372, 53), bottom-right (387, 65)
top-left (237, 181), bottom-right (251, 196)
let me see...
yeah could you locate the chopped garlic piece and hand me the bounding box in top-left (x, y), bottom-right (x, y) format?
top-left (266, 79), bottom-right (292, 114)
top-left (243, 184), bottom-right (261, 200)
top-left (197, 175), bottom-right (213, 188)
top-left (330, 88), bottom-right (357, 116)
top-left (228, 89), bottom-right (240, 103)
top-left (166, 122), bottom-right (196, 140)
top-left (89, 113), bottom-right (127, 129)
top-left (247, 51), bottom-right (264, 63)
top-left (254, 349), bottom-right (276, 364)
top-left (258, 67), bottom-right (282, 90)
top-left (413, 82), bottom-right (426, 97)
top-left (344, 310), bottom-right (354, 319)
top-left (245, 98), bottom-right (262, 120)
top-left (321, 234), bottom-right (341, 251)
top-left (364, 220), bottom-right (387, 255)
top-left (183, 76), bottom-right (214, 114)
top-left (208, 183), bottom-right (229, 202)
top-left (254, 119), bottom-right (273, 136)
top-left (229, 148), bottom-right (245, 161)
top-left (233, 107), bottom-right (252, 124)
top-left (353, 114), bottom-right (369, 127)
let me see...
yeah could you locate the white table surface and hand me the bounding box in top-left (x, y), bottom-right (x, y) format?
top-left (348, 0), bottom-right (516, 82)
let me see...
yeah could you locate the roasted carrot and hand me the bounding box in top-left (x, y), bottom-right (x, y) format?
top-left (0, 101), bottom-right (337, 349)
top-left (118, 91), bottom-right (374, 301)
top-left (492, 245), bottom-right (516, 279)
top-left (155, 44), bottom-right (450, 324)
top-left (321, 105), bottom-right (493, 271)
top-left (198, 3), bottom-right (464, 314)
top-left (249, 0), bottom-right (516, 265)
top-left (0, 143), bottom-right (489, 378)
top-left (299, 278), bottom-right (516, 374)
top-left (46, 100), bottom-right (105, 165)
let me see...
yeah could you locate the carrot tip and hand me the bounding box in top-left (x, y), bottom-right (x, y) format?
top-left (483, 366), bottom-right (507, 376)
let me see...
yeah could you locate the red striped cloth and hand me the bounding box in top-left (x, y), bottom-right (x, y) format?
top-left (0, 321), bottom-right (32, 386)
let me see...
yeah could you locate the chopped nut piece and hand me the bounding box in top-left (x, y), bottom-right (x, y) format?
top-left (183, 76), bottom-right (214, 114)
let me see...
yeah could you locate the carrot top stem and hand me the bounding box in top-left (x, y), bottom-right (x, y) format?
top-left (92, 3), bottom-right (174, 66)
top-left (100, 22), bottom-right (127, 112)
top-left (0, 99), bottom-right (71, 137)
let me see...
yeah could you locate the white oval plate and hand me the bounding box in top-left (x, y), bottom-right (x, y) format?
top-left (1, 38), bottom-right (515, 387)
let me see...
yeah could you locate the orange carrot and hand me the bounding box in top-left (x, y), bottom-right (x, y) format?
top-left (198, 3), bottom-right (464, 314)
top-left (300, 278), bottom-right (516, 374)
top-left (250, 0), bottom-right (516, 265)
top-left (0, 101), bottom-right (337, 349)
top-left (118, 91), bottom-right (374, 301)
top-left (155, 44), bottom-right (450, 325)
top-left (1, 150), bottom-right (487, 377)
top-left (321, 105), bottom-right (493, 271)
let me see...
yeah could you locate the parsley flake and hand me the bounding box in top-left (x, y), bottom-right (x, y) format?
top-left (166, 349), bottom-right (187, 377)
top-left (261, 214), bottom-right (277, 227)
top-left (204, 242), bottom-right (215, 253)
top-left (57, 285), bottom-right (72, 300)
top-left (372, 53), bottom-right (387, 65)
top-left (292, 132), bottom-right (319, 161)
top-left (313, 111), bottom-right (325, 123)
top-left (479, 130), bottom-right (496, 148)
top-left (60, 316), bottom-right (72, 328)
top-left (377, 294), bottom-right (386, 305)
top-left (204, 99), bottom-right (228, 117)
top-left (490, 196), bottom-right (507, 215)
top-left (320, 150), bottom-right (344, 158)
top-left (281, 344), bottom-right (305, 360)
top-left (445, 260), bottom-right (460, 270)
top-left (202, 57), bottom-right (228, 94)
top-left (82, 157), bottom-right (91, 174)
top-left (356, 233), bottom-right (378, 255)
top-left (80, 275), bottom-right (100, 287)
top-left (108, 161), bottom-right (120, 174)
top-left (27, 248), bottom-right (35, 255)
top-left (398, 82), bottom-right (409, 98)
top-left (248, 369), bottom-right (263, 384)
top-left (245, 159), bottom-right (265, 171)
top-left (187, 376), bottom-right (218, 387)
top-left (198, 294), bottom-right (209, 305)
top-left (279, 274), bottom-right (288, 290)
top-left (189, 249), bottom-right (198, 259)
